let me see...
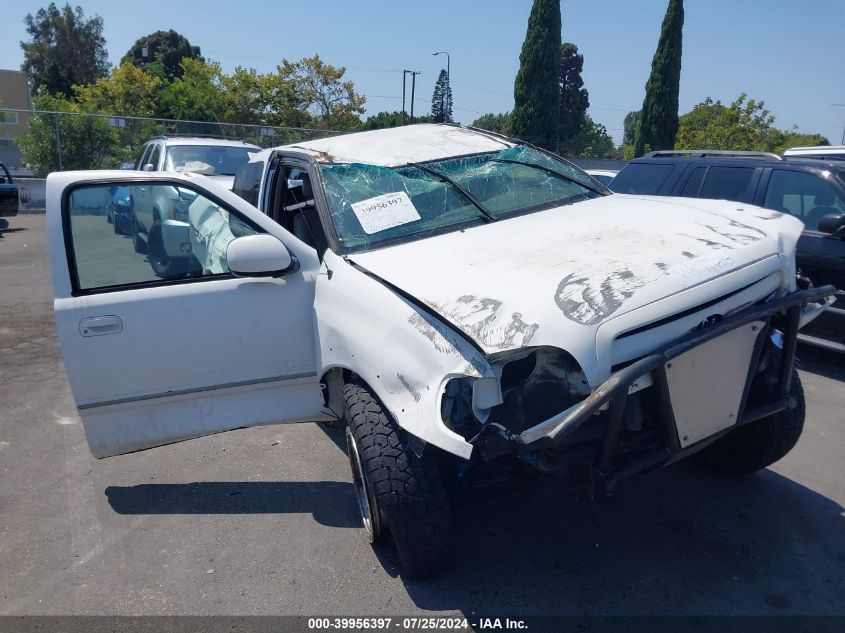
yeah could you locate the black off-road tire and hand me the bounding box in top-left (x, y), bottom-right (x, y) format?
top-left (343, 381), bottom-right (455, 579)
top-left (694, 370), bottom-right (805, 475)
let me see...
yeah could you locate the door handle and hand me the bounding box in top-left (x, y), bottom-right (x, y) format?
top-left (79, 316), bottom-right (123, 337)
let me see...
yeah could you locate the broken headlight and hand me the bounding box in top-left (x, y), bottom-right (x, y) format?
top-left (441, 347), bottom-right (591, 438)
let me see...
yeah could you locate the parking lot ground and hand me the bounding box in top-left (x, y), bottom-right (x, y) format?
top-left (1, 214), bottom-right (843, 616)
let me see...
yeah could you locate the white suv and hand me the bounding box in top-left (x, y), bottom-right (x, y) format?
top-left (131, 137), bottom-right (261, 276)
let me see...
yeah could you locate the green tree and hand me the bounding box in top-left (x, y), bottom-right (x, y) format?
top-left (557, 43), bottom-right (589, 153)
top-left (73, 62), bottom-right (161, 116)
top-left (20, 3), bottom-right (109, 97)
top-left (634, 0), bottom-right (684, 156)
top-left (430, 69), bottom-right (453, 123)
top-left (18, 94), bottom-right (116, 175)
top-left (622, 110), bottom-right (640, 146)
top-left (278, 54), bottom-right (366, 130)
top-left (775, 131), bottom-right (829, 153)
top-left (561, 115), bottom-right (616, 159)
top-left (676, 94), bottom-right (829, 152)
top-left (122, 30), bottom-right (203, 82)
top-left (158, 58), bottom-right (227, 122)
top-left (471, 112), bottom-right (511, 134)
top-left (219, 66), bottom-right (273, 125)
top-left (510, 0), bottom-right (561, 149)
top-left (362, 111), bottom-right (433, 130)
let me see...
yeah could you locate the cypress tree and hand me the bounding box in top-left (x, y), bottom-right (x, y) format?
top-left (430, 69), bottom-right (453, 123)
top-left (634, 0), bottom-right (684, 156)
top-left (558, 42), bottom-right (590, 154)
top-left (511, 0), bottom-right (561, 150)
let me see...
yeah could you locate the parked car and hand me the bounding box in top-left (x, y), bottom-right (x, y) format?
top-left (105, 185), bottom-right (133, 235)
top-left (0, 162), bottom-right (29, 223)
top-left (585, 168), bottom-right (619, 187)
top-left (49, 125), bottom-right (833, 578)
top-left (610, 150), bottom-right (845, 352)
top-left (129, 138), bottom-right (260, 277)
top-left (135, 137), bottom-right (261, 190)
top-left (783, 145), bottom-right (845, 161)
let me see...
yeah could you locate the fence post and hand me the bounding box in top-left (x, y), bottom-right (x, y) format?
top-left (53, 112), bottom-right (64, 171)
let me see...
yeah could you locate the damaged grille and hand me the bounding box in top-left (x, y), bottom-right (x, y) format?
top-left (610, 272), bottom-right (781, 367)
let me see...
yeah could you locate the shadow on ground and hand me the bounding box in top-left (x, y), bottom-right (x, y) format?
top-left (310, 396), bottom-right (845, 615)
top-left (797, 345), bottom-right (845, 381)
top-left (105, 480), bottom-right (359, 528)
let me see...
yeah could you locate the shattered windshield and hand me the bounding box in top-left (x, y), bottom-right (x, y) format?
top-left (319, 145), bottom-right (603, 251)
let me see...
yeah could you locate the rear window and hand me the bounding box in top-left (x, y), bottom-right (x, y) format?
top-left (610, 163), bottom-right (674, 195)
top-left (699, 166), bottom-right (756, 202)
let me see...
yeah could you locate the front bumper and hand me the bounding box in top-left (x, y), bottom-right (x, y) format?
top-left (476, 285), bottom-right (836, 486)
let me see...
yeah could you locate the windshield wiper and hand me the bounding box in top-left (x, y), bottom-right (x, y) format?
top-left (408, 162), bottom-right (497, 222)
top-left (490, 158), bottom-right (606, 195)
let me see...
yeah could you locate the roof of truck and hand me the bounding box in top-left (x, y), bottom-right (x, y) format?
top-left (252, 124), bottom-right (515, 167)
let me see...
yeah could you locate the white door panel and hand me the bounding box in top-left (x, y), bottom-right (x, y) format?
top-left (48, 171), bottom-right (326, 457)
top-left (54, 276), bottom-right (317, 406)
top-left (80, 375), bottom-right (323, 458)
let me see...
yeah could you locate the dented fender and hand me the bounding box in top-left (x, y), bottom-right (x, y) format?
top-left (315, 250), bottom-right (496, 459)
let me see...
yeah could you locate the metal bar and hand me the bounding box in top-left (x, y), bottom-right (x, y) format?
top-left (598, 393), bottom-right (628, 473)
top-left (602, 448), bottom-right (672, 491)
top-left (650, 365), bottom-right (680, 452)
top-left (798, 333), bottom-right (845, 354)
top-left (740, 398), bottom-right (789, 425)
top-left (735, 320), bottom-right (771, 424)
top-left (500, 285), bottom-right (834, 454)
top-left (779, 306), bottom-right (801, 395)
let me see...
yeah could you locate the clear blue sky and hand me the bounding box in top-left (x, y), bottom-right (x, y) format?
top-left (2, 0), bottom-right (843, 144)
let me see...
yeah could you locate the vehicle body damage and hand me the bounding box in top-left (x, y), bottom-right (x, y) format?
top-left (48, 124), bottom-right (835, 577)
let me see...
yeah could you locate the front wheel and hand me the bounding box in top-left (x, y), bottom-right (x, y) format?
top-left (343, 381), bottom-right (455, 579)
top-left (694, 370), bottom-right (805, 475)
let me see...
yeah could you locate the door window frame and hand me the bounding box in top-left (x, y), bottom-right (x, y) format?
top-left (755, 166), bottom-right (845, 235)
top-left (62, 177), bottom-right (267, 297)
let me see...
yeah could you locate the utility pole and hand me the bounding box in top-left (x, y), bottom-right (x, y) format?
top-left (408, 71), bottom-right (420, 123)
top-left (835, 104), bottom-right (845, 145)
top-left (402, 70), bottom-right (408, 125)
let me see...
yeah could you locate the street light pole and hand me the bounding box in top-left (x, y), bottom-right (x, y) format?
top-left (433, 51), bottom-right (450, 80)
top-left (835, 104), bottom-right (845, 145)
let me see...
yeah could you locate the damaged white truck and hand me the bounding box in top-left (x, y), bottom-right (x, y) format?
top-left (48, 124), bottom-right (834, 578)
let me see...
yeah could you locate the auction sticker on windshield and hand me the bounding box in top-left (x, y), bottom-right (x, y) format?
top-left (351, 191), bottom-right (421, 234)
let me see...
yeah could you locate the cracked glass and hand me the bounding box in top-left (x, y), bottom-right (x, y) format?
top-left (319, 145), bottom-right (602, 251)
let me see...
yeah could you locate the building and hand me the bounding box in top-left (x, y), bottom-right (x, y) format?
top-left (0, 69), bottom-right (33, 170)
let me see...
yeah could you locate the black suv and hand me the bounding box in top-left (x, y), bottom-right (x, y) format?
top-left (610, 151), bottom-right (845, 352)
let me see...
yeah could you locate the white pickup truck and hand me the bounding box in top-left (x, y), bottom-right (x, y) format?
top-left (48, 124), bottom-right (833, 578)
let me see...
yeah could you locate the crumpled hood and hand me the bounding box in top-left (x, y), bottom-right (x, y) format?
top-left (348, 194), bottom-right (803, 358)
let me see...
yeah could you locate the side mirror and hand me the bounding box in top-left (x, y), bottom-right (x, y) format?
top-left (142, 163), bottom-right (155, 172)
top-left (817, 213), bottom-right (845, 237)
top-left (226, 234), bottom-right (293, 277)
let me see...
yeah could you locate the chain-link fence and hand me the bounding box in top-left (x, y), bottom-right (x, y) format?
top-left (1, 108), bottom-right (345, 177)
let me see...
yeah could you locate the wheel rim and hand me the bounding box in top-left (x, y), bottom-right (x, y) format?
top-left (346, 427), bottom-right (381, 542)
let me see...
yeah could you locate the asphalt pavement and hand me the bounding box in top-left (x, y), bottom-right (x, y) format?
top-left (1, 214), bottom-right (843, 616)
